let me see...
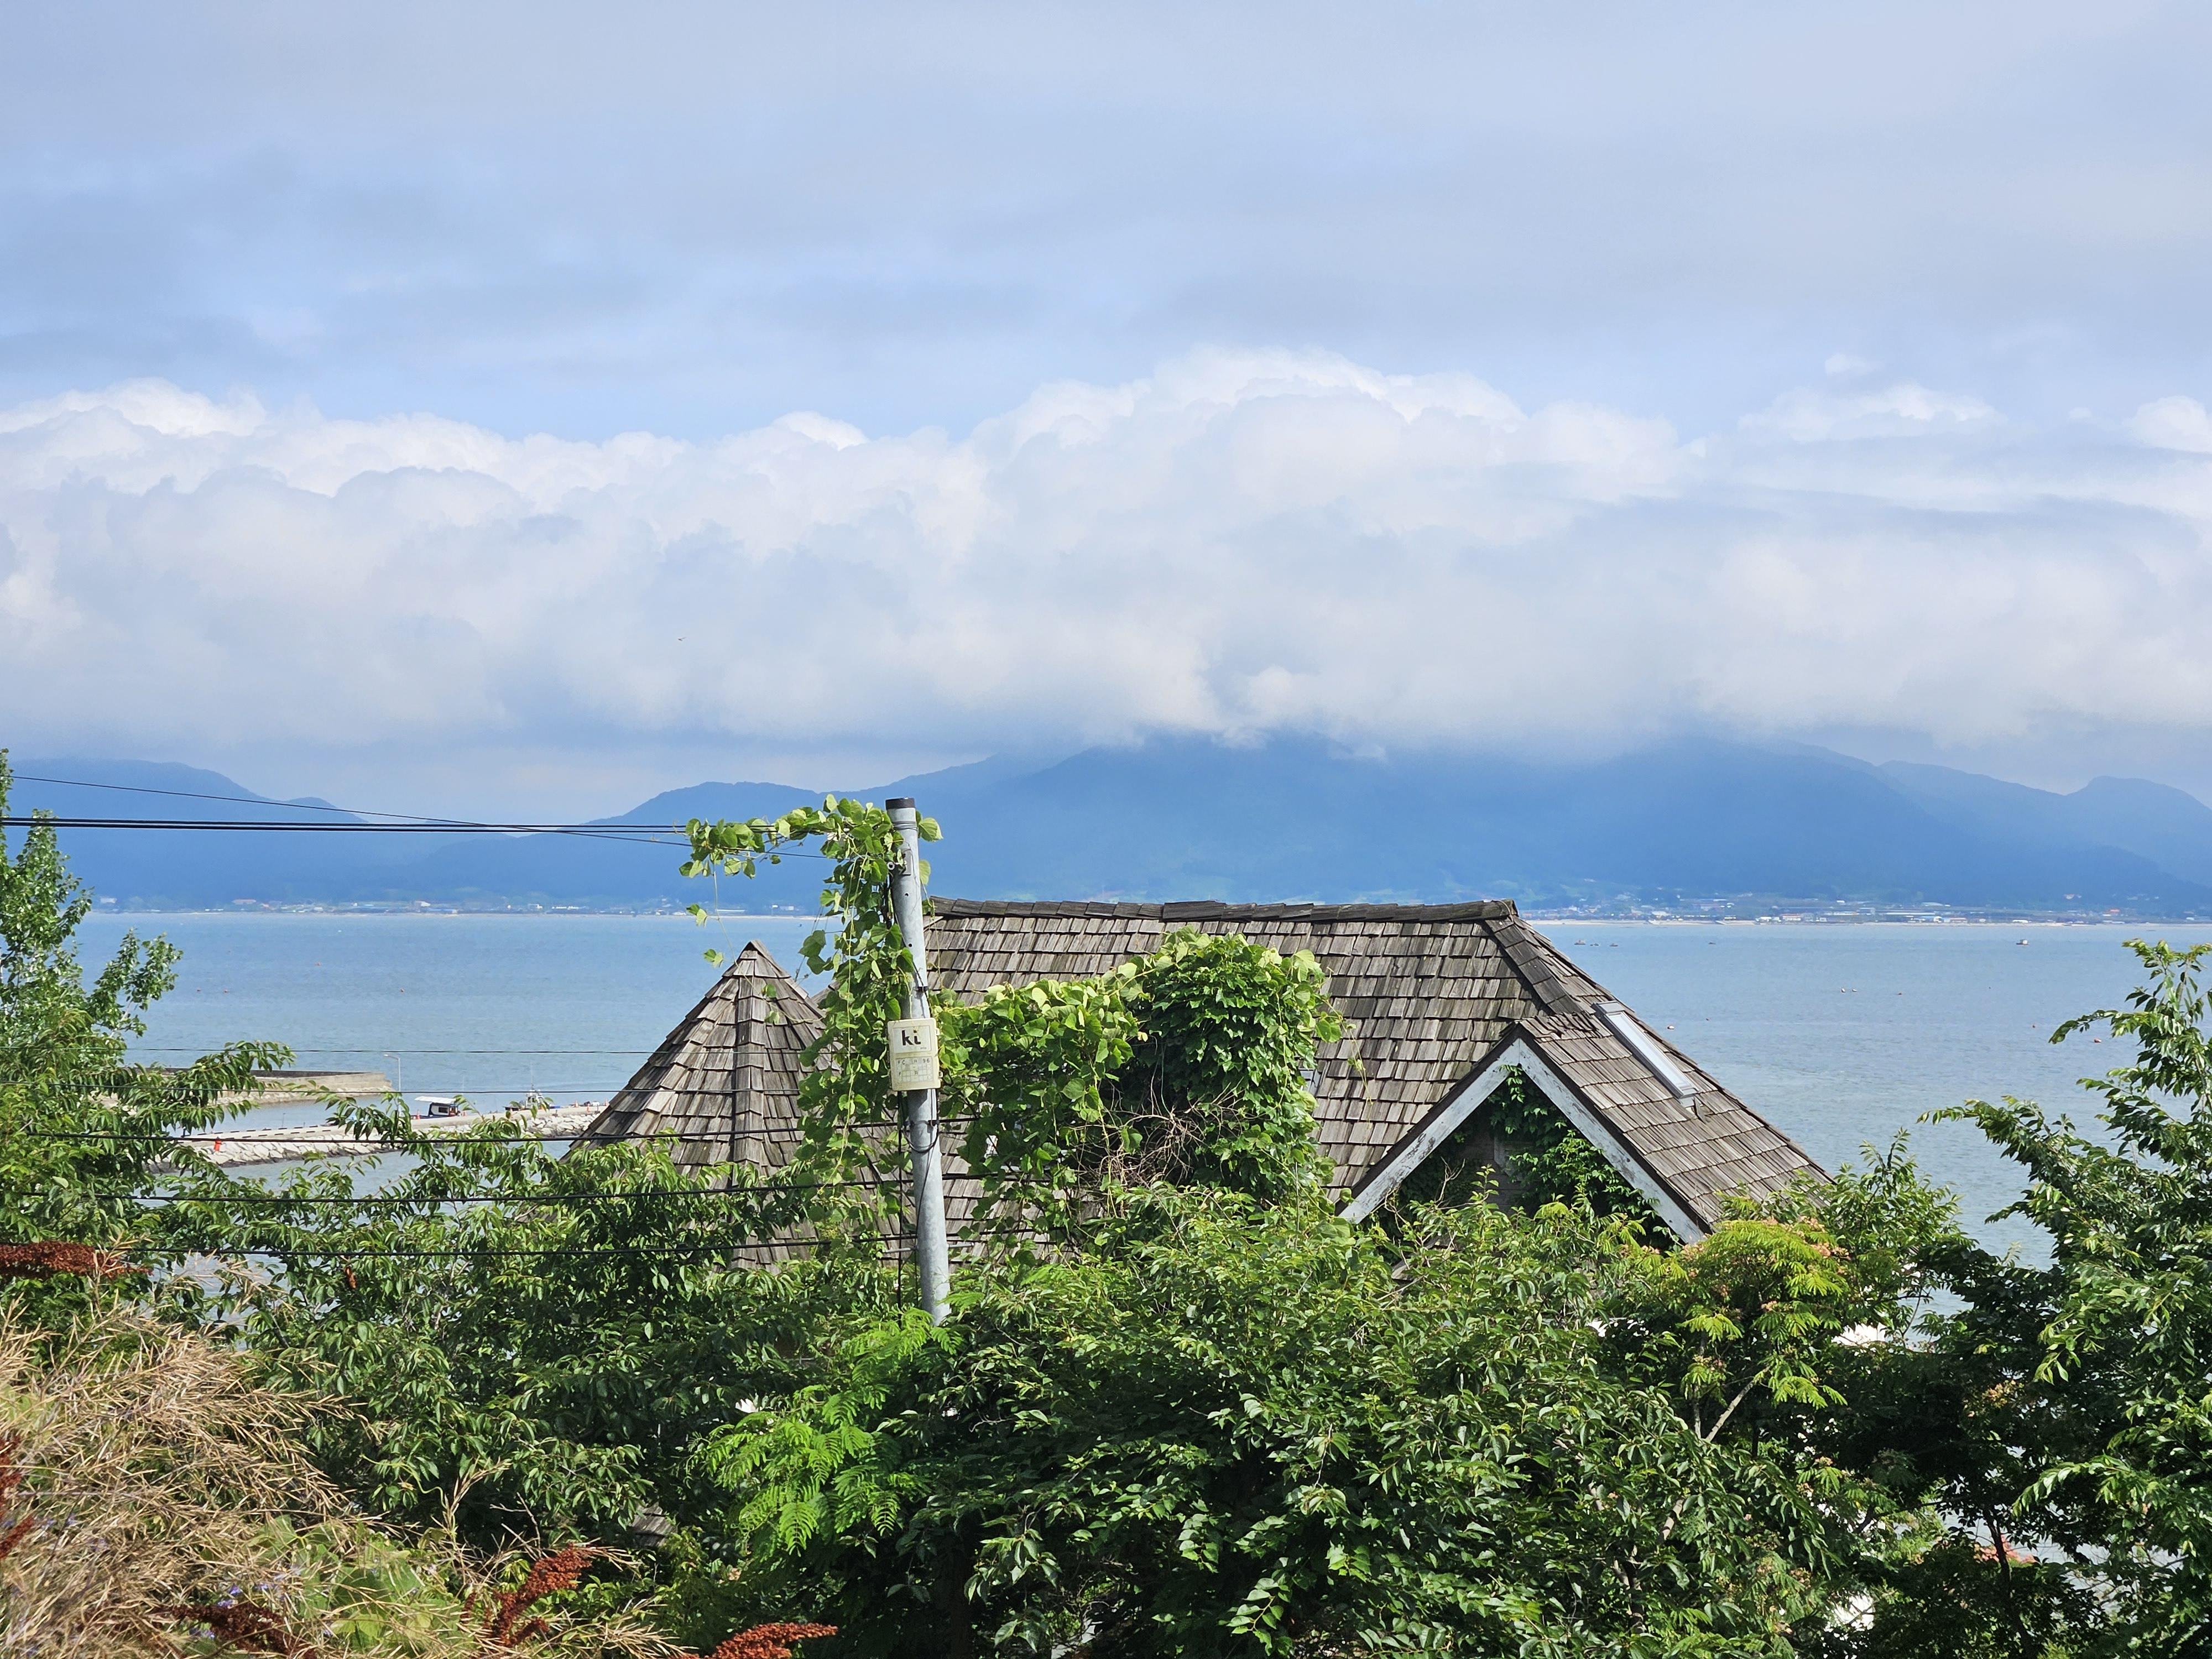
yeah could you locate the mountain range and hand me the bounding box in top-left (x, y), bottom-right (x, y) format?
top-left (10, 739), bottom-right (2212, 917)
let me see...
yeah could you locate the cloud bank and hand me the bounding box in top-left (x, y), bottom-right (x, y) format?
top-left (4, 350), bottom-right (2211, 808)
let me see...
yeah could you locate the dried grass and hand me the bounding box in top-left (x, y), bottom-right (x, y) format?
top-left (482, 1546), bottom-right (596, 1648)
top-left (0, 1302), bottom-right (671, 1658)
top-left (0, 1242), bottom-right (141, 1281)
top-left (692, 1626), bottom-right (836, 1659)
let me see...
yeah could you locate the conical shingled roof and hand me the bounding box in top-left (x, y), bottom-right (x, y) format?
top-left (572, 942), bottom-right (820, 1182)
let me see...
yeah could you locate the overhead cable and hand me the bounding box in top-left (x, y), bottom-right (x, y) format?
top-left (123, 1177), bottom-right (884, 1203)
top-left (7, 1118), bottom-right (971, 1143)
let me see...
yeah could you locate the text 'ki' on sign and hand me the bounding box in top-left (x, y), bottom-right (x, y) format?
top-left (886, 1017), bottom-right (941, 1091)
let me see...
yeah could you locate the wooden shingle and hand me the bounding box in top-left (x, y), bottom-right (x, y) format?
top-left (582, 901), bottom-right (1823, 1246)
top-left (929, 899), bottom-right (1820, 1233)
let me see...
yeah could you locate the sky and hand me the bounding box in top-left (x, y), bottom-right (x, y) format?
top-left (3, 1), bottom-right (2210, 815)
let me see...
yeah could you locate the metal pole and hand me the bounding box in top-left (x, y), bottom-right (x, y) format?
top-left (886, 797), bottom-right (950, 1323)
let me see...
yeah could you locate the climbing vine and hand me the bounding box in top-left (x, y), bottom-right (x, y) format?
top-left (685, 800), bottom-right (938, 1235)
top-left (939, 930), bottom-right (1340, 1249)
top-left (1393, 1066), bottom-right (1658, 1224)
top-left (685, 807), bottom-right (1341, 1251)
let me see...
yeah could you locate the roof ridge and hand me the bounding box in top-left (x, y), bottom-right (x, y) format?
top-left (932, 898), bottom-right (1520, 921)
top-left (570, 937), bottom-right (821, 1153)
top-left (1484, 909), bottom-right (1611, 1015)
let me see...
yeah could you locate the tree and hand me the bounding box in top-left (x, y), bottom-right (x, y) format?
top-left (0, 751), bottom-right (282, 1327)
top-left (132, 800), bottom-right (944, 1550)
top-left (176, 1115), bottom-right (891, 1546)
top-left (1791, 941), bottom-right (2212, 1657)
top-left (1931, 941), bottom-right (2212, 1652)
top-left (691, 1185), bottom-right (1896, 1657)
top-left (942, 928), bottom-right (1339, 1251)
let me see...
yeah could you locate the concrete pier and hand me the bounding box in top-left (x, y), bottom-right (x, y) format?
top-left (231, 1070), bottom-right (395, 1104)
top-left (178, 1102), bottom-right (605, 1168)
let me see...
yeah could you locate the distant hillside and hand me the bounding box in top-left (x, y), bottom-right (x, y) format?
top-left (2, 759), bottom-right (824, 911)
top-left (11, 740), bottom-right (2212, 916)
top-left (900, 739), bottom-right (2212, 914)
top-left (1875, 762), bottom-right (2212, 888)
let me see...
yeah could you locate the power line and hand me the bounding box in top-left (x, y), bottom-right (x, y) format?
top-left (123, 1177), bottom-right (883, 1203)
top-left (7, 1118), bottom-right (972, 1144)
top-left (162, 1237), bottom-right (920, 1262)
top-left (12, 771), bottom-right (523, 827)
top-left (7, 806), bottom-right (829, 858)
top-left (97, 1093), bottom-right (655, 1106)
top-left (127, 1047), bottom-right (663, 1056)
top-left (41, 1093), bottom-right (655, 1106)
top-left (206, 1243), bottom-right (878, 1261)
top-left (9, 772), bottom-right (836, 859)
top-left (3, 815), bottom-right (682, 843)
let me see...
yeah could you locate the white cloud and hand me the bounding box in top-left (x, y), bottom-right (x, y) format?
top-left (2128, 395), bottom-right (2212, 453)
top-left (1823, 353), bottom-right (1875, 377)
top-left (4, 348), bottom-right (2211, 801)
top-left (1741, 380), bottom-right (2001, 442)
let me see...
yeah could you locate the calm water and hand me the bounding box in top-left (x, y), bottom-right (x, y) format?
top-left (86, 912), bottom-right (819, 1122)
top-left (80, 913), bottom-right (2211, 1253)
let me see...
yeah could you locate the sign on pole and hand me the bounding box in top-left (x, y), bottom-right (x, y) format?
top-left (886, 1017), bottom-right (941, 1091)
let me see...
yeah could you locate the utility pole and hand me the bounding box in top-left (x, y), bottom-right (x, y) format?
top-left (885, 797), bottom-right (950, 1323)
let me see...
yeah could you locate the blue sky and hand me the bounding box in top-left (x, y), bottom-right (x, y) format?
top-left (3, 2), bottom-right (2211, 813)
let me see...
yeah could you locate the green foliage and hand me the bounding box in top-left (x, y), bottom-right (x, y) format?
top-left (696, 1191), bottom-right (1856, 1657)
top-left (1789, 942), bottom-right (2212, 1656)
top-left (688, 798), bottom-right (940, 1239)
top-left (1758, 1132), bottom-right (1968, 1334)
top-left (698, 1310), bottom-right (945, 1559)
top-left (1911, 938), bottom-right (2212, 1652)
top-left (246, 1519), bottom-right (481, 1655)
top-left (1395, 1067), bottom-right (1657, 1224)
top-left (0, 776), bottom-right (926, 1557)
top-left (1114, 930), bottom-right (1339, 1201)
top-left (0, 751), bottom-right (288, 1326)
top-left (33, 758), bottom-right (2212, 1657)
top-left (1626, 1215), bottom-right (1852, 1437)
top-left (943, 931), bottom-right (1337, 1248)
top-left (940, 966), bottom-right (1142, 1246)
top-left (166, 1117), bottom-right (897, 1546)
top-left (688, 806), bottom-right (1342, 1257)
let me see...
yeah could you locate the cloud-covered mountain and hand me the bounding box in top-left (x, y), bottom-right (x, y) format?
top-left (7, 362), bottom-right (2212, 818)
top-left (15, 739), bottom-right (2212, 916)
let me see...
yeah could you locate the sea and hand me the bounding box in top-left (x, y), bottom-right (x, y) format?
top-left (81, 912), bottom-right (2212, 1256)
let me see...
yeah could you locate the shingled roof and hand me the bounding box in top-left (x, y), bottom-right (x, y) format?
top-left (927, 899), bottom-right (1821, 1236)
top-left (581, 902), bottom-right (1821, 1241)
top-left (572, 941), bottom-right (819, 1185)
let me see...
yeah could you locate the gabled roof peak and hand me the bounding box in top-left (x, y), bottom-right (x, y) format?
top-left (924, 900), bottom-right (1819, 1233)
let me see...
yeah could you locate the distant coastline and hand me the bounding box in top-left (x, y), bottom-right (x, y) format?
top-left (88, 902), bottom-right (2207, 925)
top-left (27, 738), bottom-right (2212, 924)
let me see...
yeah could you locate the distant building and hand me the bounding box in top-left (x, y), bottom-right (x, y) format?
top-left (576, 901), bottom-right (1820, 1244)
